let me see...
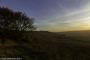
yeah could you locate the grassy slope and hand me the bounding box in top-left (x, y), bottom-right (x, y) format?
top-left (31, 31), bottom-right (90, 60)
top-left (0, 31), bottom-right (90, 60)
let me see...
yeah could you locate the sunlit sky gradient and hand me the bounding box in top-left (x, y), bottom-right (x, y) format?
top-left (0, 0), bottom-right (90, 32)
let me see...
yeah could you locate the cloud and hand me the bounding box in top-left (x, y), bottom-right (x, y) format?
top-left (35, 0), bottom-right (90, 32)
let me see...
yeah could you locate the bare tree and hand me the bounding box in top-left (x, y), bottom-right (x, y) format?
top-left (0, 7), bottom-right (35, 44)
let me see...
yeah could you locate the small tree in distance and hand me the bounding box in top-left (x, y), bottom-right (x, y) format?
top-left (0, 7), bottom-right (35, 43)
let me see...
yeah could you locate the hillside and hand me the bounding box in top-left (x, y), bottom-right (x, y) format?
top-left (31, 31), bottom-right (90, 60)
top-left (0, 31), bottom-right (90, 60)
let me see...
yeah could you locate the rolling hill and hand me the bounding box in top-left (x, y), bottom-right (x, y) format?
top-left (31, 31), bottom-right (90, 60)
top-left (0, 31), bottom-right (90, 60)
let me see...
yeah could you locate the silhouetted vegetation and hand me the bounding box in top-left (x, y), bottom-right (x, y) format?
top-left (0, 7), bottom-right (35, 44)
top-left (0, 7), bottom-right (35, 59)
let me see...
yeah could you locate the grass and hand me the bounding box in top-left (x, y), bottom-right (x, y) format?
top-left (0, 31), bottom-right (90, 60)
top-left (31, 31), bottom-right (90, 60)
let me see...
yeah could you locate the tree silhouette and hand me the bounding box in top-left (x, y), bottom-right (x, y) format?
top-left (0, 7), bottom-right (35, 31)
top-left (0, 7), bottom-right (35, 44)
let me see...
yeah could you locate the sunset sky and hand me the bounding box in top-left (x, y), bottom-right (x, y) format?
top-left (0, 0), bottom-right (90, 32)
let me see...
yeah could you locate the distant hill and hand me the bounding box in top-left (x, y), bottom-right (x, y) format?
top-left (57, 30), bottom-right (90, 36)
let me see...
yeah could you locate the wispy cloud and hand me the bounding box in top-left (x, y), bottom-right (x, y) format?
top-left (35, 0), bottom-right (90, 32)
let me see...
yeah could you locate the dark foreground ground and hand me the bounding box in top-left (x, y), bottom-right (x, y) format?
top-left (31, 31), bottom-right (90, 60)
top-left (1, 31), bottom-right (90, 60)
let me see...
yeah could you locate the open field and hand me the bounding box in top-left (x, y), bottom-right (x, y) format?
top-left (31, 31), bottom-right (90, 60)
top-left (1, 31), bottom-right (90, 60)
